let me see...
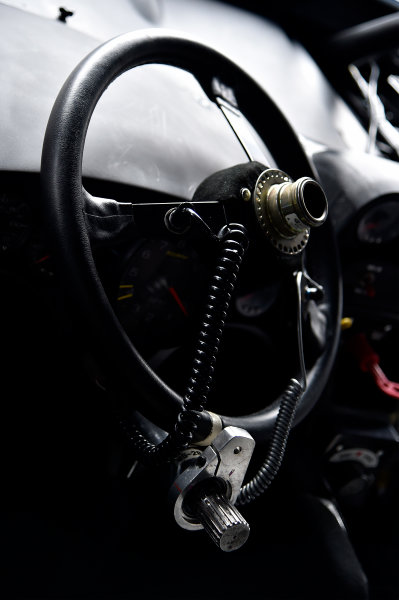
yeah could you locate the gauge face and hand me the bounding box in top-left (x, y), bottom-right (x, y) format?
top-left (0, 191), bottom-right (32, 251)
top-left (116, 238), bottom-right (209, 349)
top-left (357, 198), bottom-right (399, 244)
top-left (235, 282), bottom-right (280, 318)
top-left (343, 259), bottom-right (399, 321)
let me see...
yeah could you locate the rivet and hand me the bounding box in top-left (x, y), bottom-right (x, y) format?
top-left (241, 188), bottom-right (251, 202)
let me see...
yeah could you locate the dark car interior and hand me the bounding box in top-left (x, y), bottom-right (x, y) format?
top-left (1, 1), bottom-right (398, 598)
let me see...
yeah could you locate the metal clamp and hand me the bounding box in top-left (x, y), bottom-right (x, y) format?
top-left (170, 426), bottom-right (255, 531)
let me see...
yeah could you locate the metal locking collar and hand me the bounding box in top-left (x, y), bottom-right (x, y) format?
top-left (169, 426), bottom-right (255, 551)
top-left (253, 168), bottom-right (328, 255)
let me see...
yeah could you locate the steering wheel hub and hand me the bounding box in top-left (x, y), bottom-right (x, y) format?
top-left (253, 168), bottom-right (328, 254)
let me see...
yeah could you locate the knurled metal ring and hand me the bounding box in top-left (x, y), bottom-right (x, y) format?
top-left (253, 169), bottom-right (309, 255)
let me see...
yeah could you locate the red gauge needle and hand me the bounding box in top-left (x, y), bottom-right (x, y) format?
top-left (169, 286), bottom-right (188, 316)
top-left (366, 222), bottom-right (377, 230)
top-left (34, 254), bottom-right (50, 264)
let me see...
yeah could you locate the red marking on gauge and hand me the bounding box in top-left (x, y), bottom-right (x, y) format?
top-left (365, 222), bottom-right (376, 230)
top-left (35, 254), bottom-right (50, 264)
top-left (169, 286), bottom-right (188, 316)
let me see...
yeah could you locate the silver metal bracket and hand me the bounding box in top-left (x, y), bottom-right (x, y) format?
top-left (294, 266), bottom-right (325, 388)
top-left (170, 426), bottom-right (255, 531)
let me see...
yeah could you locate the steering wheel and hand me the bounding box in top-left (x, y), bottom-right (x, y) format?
top-left (41, 29), bottom-right (341, 446)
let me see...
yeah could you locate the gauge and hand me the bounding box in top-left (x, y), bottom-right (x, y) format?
top-left (343, 259), bottom-right (399, 321)
top-left (116, 238), bottom-right (209, 349)
top-left (235, 282), bottom-right (280, 318)
top-left (357, 197), bottom-right (399, 244)
top-left (0, 191), bottom-right (32, 252)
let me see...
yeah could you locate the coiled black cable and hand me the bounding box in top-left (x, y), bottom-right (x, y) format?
top-left (236, 378), bottom-right (303, 506)
top-left (120, 222), bottom-right (249, 466)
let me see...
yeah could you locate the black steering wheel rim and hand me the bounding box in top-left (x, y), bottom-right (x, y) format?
top-left (41, 28), bottom-right (341, 443)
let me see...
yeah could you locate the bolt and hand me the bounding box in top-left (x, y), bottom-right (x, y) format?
top-left (240, 188), bottom-right (251, 202)
top-left (305, 285), bottom-right (324, 302)
top-left (233, 446), bottom-right (242, 455)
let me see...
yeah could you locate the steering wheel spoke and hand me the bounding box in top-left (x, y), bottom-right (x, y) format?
top-left (83, 188), bottom-right (136, 246)
top-left (84, 185), bottom-right (228, 245)
top-left (215, 96), bottom-right (276, 167)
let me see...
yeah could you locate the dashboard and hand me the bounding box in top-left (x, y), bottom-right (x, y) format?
top-left (1, 1), bottom-right (399, 599)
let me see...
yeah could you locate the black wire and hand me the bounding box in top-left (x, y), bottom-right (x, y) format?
top-left (236, 378), bottom-right (303, 505)
top-left (120, 222), bottom-right (249, 466)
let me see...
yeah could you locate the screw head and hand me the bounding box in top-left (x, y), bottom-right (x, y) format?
top-left (233, 446), bottom-right (242, 455)
top-left (240, 188), bottom-right (251, 202)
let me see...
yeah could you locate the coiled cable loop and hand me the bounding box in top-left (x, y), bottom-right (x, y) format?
top-left (236, 378), bottom-right (303, 506)
top-left (120, 222), bottom-right (249, 466)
